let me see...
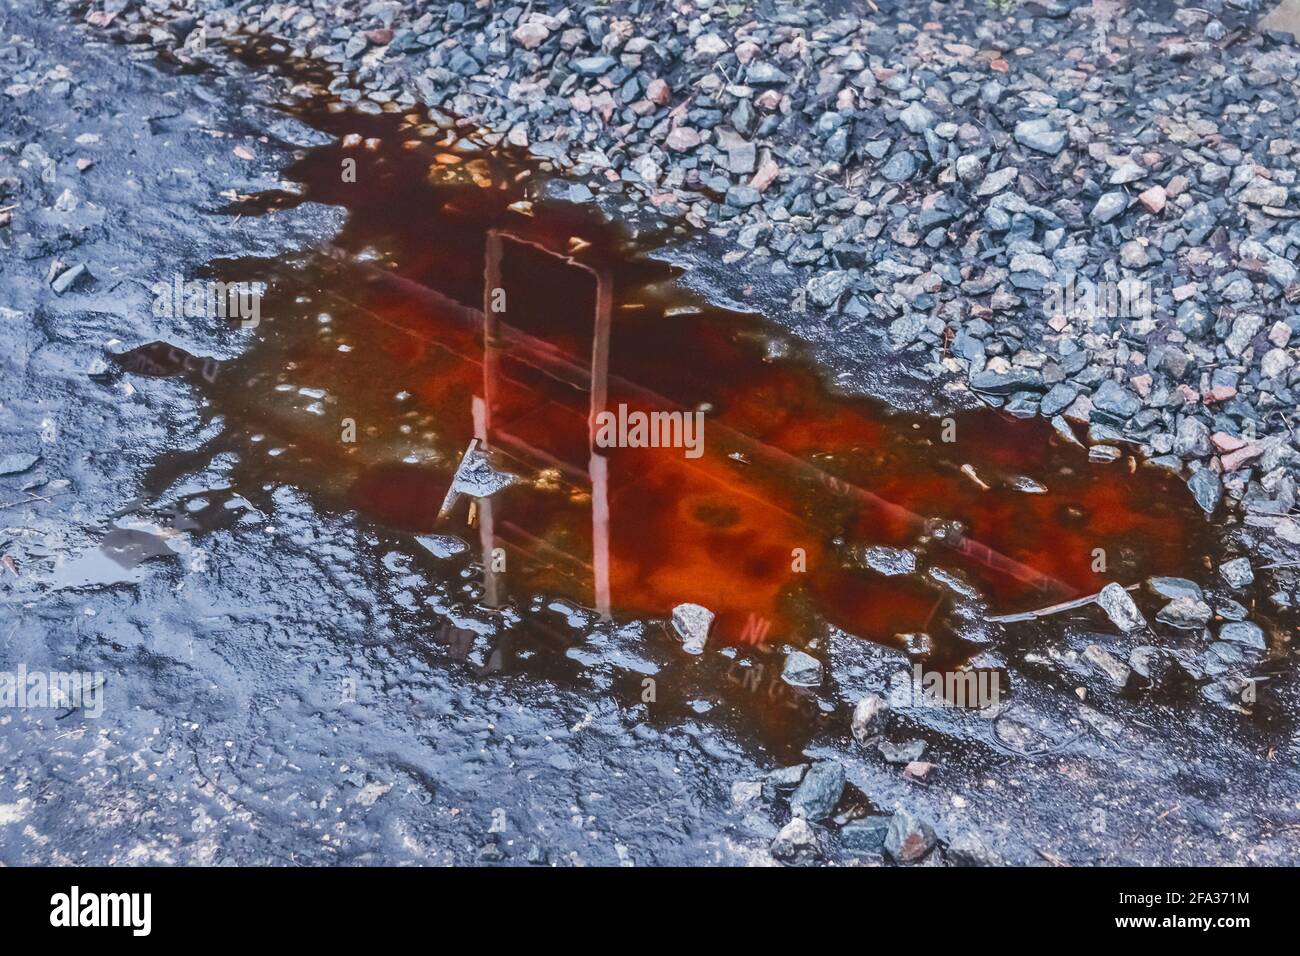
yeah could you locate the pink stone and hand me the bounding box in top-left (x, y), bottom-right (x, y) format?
top-left (646, 78), bottom-right (671, 106)
top-left (750, 158), bottom-right (780, 192)
top-left (1138, 185), bottom-right (1167, 214)
top-left (1220, 443), bottom-right (1263, 471)
top-left (665, 126), bottom-right (701, 151)
top-left (1211, 431), bottom-right (1247, 453)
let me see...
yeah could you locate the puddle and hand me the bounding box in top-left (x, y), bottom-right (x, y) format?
top-left (115, 39), bottom-right (1217, 736)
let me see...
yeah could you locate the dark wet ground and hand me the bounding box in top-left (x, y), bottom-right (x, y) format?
top-left (3, 8), bottom-right (1300, 866)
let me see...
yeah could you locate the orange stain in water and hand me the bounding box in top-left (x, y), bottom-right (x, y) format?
top-left (141, 45), bottom-right (1213, 672)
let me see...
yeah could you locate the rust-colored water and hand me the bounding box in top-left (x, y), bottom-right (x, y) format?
top-left (123, 41), bottom-right (1213, 692)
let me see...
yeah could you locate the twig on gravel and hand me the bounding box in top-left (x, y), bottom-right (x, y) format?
top-left (987, 583), bottom-right (1139, 623)
top-left (0, 490), bottom-right (71, 511)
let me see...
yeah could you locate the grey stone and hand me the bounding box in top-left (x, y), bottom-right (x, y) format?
top-left (1219, 557), bottom-right (1254, 588)
top-left (1188, 469), bottom-right (1222, 515)
top-left (884, 808), bottom-right (937, 863)
top-left (1097, 582), bottom-right (1146, 633)
top-left (1091, 380), bottom-right (1141, 420)
top-left (1040, 383), bottom-right (1079, 417)
top-left (898, 102), bottom-right (936, 134)
top-left (1225, 313), bottom-right (1264, 357)
top-left (1219, 621), bottom-right (1266, 650)
top-left (1014, 118), bottom-right (1067, 155)
top-left (0, 453), bottom-right (39, 475)
top-left (1174, 417), bottom-right (1211, 457)
top-left (806, 270), bottom-right (850, 309)
top-left (880, 151), bottom-right (918, 182)
top-left (841, 816), bottom-right (890, 853)
top-left (782, 649), bottom-right (823, 687)
top-left (572, 55), bottom-right (616, 77)
top-left (946, 830), bottom-right (1004, 866)
top-left (1156, 596), bottom-right (1213, 629)
top-left (971, 368), bottom-right (1045, 394)
top-left (789, 761), bottom-right (846, 821)
top-left (770, 817), bottom-right (820, 862)
top-left (1091, 191), bottom-right (1129, 224)
top-left (1147, 576), bottom-right (1203, 602)
top-left (747, 61), bottom-right (791, 85)
top-left (851, 693), bottom-right (890, 745)
top-left (671, 603), bottom-right (714, 655)
top-left (975, 166), bottom-right (1018, 197)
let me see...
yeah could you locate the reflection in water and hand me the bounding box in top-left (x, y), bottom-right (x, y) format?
top-left (119, 41), bottom-right (1212, 717)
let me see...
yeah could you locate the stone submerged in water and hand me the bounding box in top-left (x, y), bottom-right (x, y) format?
top-left (414, 534), bottom-right (469, 559)
top-left (884, 807), bottom-right (937, 864)
top-left (1219, 557), bottom-right (1254, 589)
top-left (1156, 596), bottom-right (1213, 629)
top-left (1218, 621), bottom-right (1266, 650)
top-left (789, 761), bottom-right (846, 822)
top-left (670, 603), bottom-right (714, 654)
top-left (1097, 582), bottom-right (1146, 633)
top-left (1147, 576), bottom-right (1204, 602)
top-left (781, 649), bottom-right (823, 686)
top-left (878, 738), bottom-right (927, 764)
top-left (1084, 644), bottom-right (1131, 689)
top-left (860, 545), bottom-right (918, 576)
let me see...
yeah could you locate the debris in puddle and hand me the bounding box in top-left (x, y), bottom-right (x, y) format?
top-left (988, 583), bottom-right (1142, 625)
top-left (436, 439), bottom-right (516, 521)
top-left (959, 463), bottom-right (990, 491)
top-left (415, 534), bottom-right (469, 560)
top-left (781, 649), bottom-right (823, 687)
top-left (670, 603), bottom-right (713, 655)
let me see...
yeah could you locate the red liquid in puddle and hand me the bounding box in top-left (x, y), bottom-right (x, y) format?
top-left (134, 45), bottom-right (1213, 679)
